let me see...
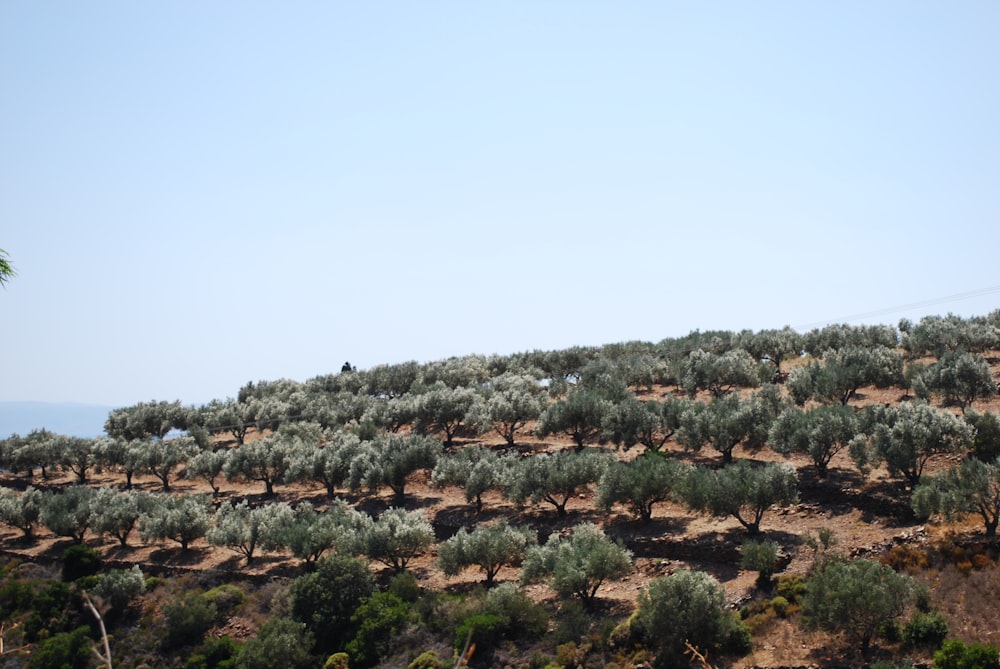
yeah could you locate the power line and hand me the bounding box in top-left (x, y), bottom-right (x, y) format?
top-left (793, 284), bottom-right (1000, 331)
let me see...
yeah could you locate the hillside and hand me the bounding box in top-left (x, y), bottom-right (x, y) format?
top-left (2, 316), bottom-right (1000, 668)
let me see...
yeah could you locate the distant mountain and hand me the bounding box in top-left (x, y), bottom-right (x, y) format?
top-left (0, 402), bottom-right (114, 439)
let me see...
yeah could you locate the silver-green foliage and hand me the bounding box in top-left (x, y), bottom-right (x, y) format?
top-left (348, 432), bottom-right (440, 504)
top-left (521, 522), bottom-right (632, 603)
top-left (139, 493), bottom-right (212, 550)
top-left (90, 487), bottom-right (150, 547)
top-left (0, 486), bottom-right (43, 538)
top-left (769, 403), bottom-right (859, 478)
top-left (633, 569), bottom-right (745, 662)
top-left (910, 350), bottom-right (998, 413)
top-left (801, 558), bottom-right (918, 654)
top-left (503, 448), bottom-right (609, 518)
top-left (596, 453), bottom-right (690, 522)
top-left (357, 507), bottom-right (434, 572)
top-left (431, 446), bottom-right (510, 513)
top-left (207, 500), bottom-right (295, 564)
top-left (40, 485), bottom-right (96, 542)
top-left (437, 520), bottom-right (536, 586)
top-left (683, 461), bottom-right (798, 535)
top-left (92, 565), bottom-right (146, 611)
top-left (850, 401), bottom-right (974, 486)
top-left (912, 456), bottom-right (1000, 537)
top-left (281, 500), bottom-right (368, 565)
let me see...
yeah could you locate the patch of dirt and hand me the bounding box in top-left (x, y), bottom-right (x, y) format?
top-left (4, 376), bottom-right (1000, 668)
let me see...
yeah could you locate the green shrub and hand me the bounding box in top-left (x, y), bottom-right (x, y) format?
top-left (768, 596), bottom-right (791, 618)
top-left (61, 544), bottom-right (102, 582)
top-left (482, 582), bottom-right (547, 639)
top-left (406, 651), bottom-right (445, 669)
top-left (555, 599), bottom-right (591, 644)
top-left (23, 581), bottom-right (73, 641)
top-left (345, 592), bottom-right (411, 668)
top-left (290, 554), bottom-right (375, 655)
top-left (28, 626), bottom-right (92, 669)
top-left (389, 571), bottom-right (421, 603)
top-left (187, 635), bottom-right (239, 669)
top-left (634, 570), bottom-right (748, 667)
top-left (163, 592), bottom-right (219, 649)
top-left (933, 638), bottom-right (1000, 669)
top-left (237, 617), bottom-right (316, 669)
top-left (204, 584), bottom-right (246, 615)
top-left (323, 653), bottom-right (350, 669)
top-left (775, 574), bottom-right (805, 602)
top-left (454, 613), bottom-right (505, 654)
top-left (903, 610), bottom-right (948, 648)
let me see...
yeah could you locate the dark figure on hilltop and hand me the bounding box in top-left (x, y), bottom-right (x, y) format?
top-left (342, 361), bottom-right (356, 373)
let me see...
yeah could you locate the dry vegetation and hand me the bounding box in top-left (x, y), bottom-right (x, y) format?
top-left (3, 357), bottom-right (1000, 668)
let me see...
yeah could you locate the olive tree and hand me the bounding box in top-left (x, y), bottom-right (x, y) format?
top-left (411, 384), bottom-right (478, 447)
top-left (470, 372), bottom-right (545, 446)
top-left (850, 402), bottom-right (975, 487)
top-left (356, 507), bottom-right (435, 573)
top-left (633, 569), bottom-right (748, 666)
top-left (602, 396), bottom-right (690, 452)
top-left (801, 558), bottom-right (918, 655)
top-left (224, 430), bottom-right (309, 496)
top-left (186, 448), bottom-right (229, 495)
top-left (134, 436), bottom-right (199, 491)
top-left (677, 386), bottom-right (783, 463)
top-left (40, 485), bottom-right (96, 543)
top-left (503, 448), bottom-right (609, 518)
top-left (535, 388), bottom-right (613, 449)
top-left (105, 399), bottom-right (190, 441)
top-left (0, 486), bottom-right (43, 538)
top-left (802, 323), bottom-right (898, 357)
top-left (139, 493), bottom-right (212, 551)
top-left (734, 326), bottom-right (803, 380)
top-left (90, 487), bottom-right (151, 547)
top-left (913, 457), bottom-right (1000, 537)
top-left (787, 345), bottom-right (904, 406)
top-left (281, 500), bottom-right (368, 566)
top-left (681, 348), bottom-right (766, 398)
top-left (683, 461), bottom-right (798, 535)
top-left (910, 350), bottom-right (998, 413)
top-left (521, 522), bottom-right (632, 605)
top-left (1, 428), bottom-right (58, 479)
top-left (51, 435), bottom-right (101, 484)
top-left (431, 445), bottom-right (509, 513)
top-left (769, 403), bottom-right (859, 478)
top-left (437, 520), bottom-right (536, 587)
top-left (207, 500), bottom-right (296, 564)
top-left (596, 453), bottom-right (691, 523)
top-left (286, 430), bottom-right (360, 498)
top-left (347, 433), bottom-right (440, 505)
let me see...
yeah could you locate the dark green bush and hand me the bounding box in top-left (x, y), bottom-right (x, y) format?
top-left (290, 554), bottom-right (375, 655)
top-left (28, 626), bottom-right (92, 669)
top-left (345, 592), bottom-right (411, 667)
top-left (24, 581), bottom-right (73, 641)
top-left (454, 613), bottom-right (504, 654)
top-left (933, 638), bottom-right (1000, 669)
top-left (187, 635), bottom-right (239, 669)
top-left (163, 592), bottom-right (219, 649)
top-left (61, 544), bottom-right (102, 582)
top-left (903, 610), bottom-right (948, 648)
top-left (237, 618), bottom-right (316, 669)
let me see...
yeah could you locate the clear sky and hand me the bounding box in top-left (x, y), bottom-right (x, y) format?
top-left (2, 2), bottom-right (999, 408)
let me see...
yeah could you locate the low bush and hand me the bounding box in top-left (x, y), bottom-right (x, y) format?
top-left (903, 610), bottom-right (948, 648)
top-left (933, 638), bottom-right (1000, 669)
top-left (61, 544), bottom-right (101, 582)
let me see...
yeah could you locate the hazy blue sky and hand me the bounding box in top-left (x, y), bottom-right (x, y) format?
top-left (3, 2), bottom-right (999, 408)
